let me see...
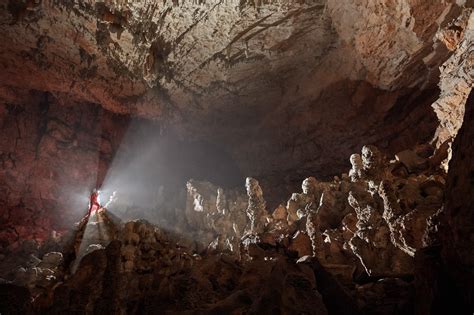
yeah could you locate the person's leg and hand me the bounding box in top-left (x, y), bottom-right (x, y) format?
top-left (83, 205), bottom-right (93, 222)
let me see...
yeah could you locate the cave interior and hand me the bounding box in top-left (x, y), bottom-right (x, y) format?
top-left (0, 1), bottom-right (473, 314)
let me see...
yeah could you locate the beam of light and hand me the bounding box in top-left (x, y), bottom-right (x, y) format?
top-left (75, 116), bottom-right (245, 253)
top-left (56, 108), bottom-right (115, 225)
top-left (48, 112), bottom-right (115, 259)
top-left (98, 117), bottom-right (243, 223)
top-left (97, 118), bottom-right (181, 228)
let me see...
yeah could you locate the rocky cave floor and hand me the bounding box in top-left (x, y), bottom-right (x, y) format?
top-left (0, 141), bottom-right (464, 314)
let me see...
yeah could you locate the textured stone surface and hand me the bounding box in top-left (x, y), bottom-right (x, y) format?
top-left (0, 1), bottom-right (469, 194)
top-left (0, 136), bottom-right (465, 313)
top-left (0, 1), bottom-right (473, 313)
top-left (0, 0), bottom-right (458, 114)
top-left (432, 8), bottom-right (474, 146)
top-left (0, 92), bottom-right (128, 245)
top-left (19, 219), bottom-right (331, 314)
top-left (160, 143), bottom-right (447, 280)
top-left (442, 89), bottom-right (474, 310)
top-left (0, 92), bottom-right (247, 249)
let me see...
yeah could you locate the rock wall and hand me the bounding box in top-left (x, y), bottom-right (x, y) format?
top-left (0, 0), bottom-right (460, 115)
top-left (0, 92), bottom-right (128, 248)
top-left (0, 1), bottom-right (471, 193)
top-left (0, 93), bottom-right (245, 250)
top-left (442, 89), bottom-right (474, 310)
top-left (0, 139), bottom-right (454, 314)
top-left (0, 2), bottom-right (472, 311)
top-left (432, 8), bottom-right (474, 146)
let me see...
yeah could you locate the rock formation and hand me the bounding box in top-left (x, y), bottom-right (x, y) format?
top-left (441, 89), bottom-right (474, 311)
top-left (0, 142), bottom-right (457, 313)
top-left (1, 1), bottom-right (471, 198)
top-left (432, 8), bottom-right (474, 146)
top-left (0, 1), bottom-right (473, 314)
top-left (245, 177), bottom-right (269, 235)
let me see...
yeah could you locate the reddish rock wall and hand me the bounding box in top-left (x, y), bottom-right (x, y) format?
top-left (0, 92), bottom-right (129, 248)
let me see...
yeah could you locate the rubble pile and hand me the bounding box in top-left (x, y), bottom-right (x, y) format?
top-left (119, 220), bottom-right (194, 275)
top-left (0, 239), bottom-right (67, 312)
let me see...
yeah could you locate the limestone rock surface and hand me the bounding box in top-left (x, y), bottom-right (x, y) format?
top-left (0, 0), bottom-right (470, 194)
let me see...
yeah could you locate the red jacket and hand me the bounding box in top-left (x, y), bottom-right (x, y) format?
top-left (88, 192), bottom-right (101, 215)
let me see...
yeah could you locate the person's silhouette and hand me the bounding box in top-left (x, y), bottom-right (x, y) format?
top-left (85, 189), bottom-right (101, 221)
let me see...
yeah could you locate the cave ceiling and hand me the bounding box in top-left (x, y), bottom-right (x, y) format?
top-left (0, 0), bottom-right (471, 181)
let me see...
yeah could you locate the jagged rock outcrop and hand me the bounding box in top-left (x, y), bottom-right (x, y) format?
top-left (245, 177), bottom-right (269, 234)
top-left (441, 89), bottom-right (474, 311)
top-left (0, 137), bottom-right (464, 313)
top-left (171, 143), bottom-right (448, 283)
top-left (184, 179), bottom-right (247, 253)
top-left (273, 143), bottom-right (447, 281)
top-left (286, 176), bottom-right (322, 225)
top-left (432, 8), bottom-right (474, 146)
top-left (9, 219), bottom-right (332, 314)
